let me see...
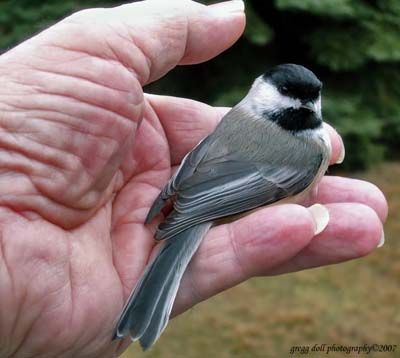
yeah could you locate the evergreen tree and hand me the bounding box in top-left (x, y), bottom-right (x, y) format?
top-left (0, 0), bottom-right (399, 170)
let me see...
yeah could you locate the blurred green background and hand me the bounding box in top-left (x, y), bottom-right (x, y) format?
top-left (1, 0), bottom-right (399, 356)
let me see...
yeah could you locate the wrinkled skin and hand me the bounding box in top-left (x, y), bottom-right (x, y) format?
top-left (0, 1), bottom-right (387, 357)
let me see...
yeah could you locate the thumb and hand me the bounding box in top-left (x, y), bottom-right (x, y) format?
top-left (62, 0), bottom-right (246, 84)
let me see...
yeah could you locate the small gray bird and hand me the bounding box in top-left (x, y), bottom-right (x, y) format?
top-left (114, 64), bottom-right (331, 349)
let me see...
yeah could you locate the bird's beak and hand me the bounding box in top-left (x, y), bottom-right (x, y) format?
top-left (301, 101), bottom-right (316, 113)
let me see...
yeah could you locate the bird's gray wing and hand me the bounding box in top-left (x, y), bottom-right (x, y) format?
top-left (145, 135), bottom-right (214, 223)
top-left (145, 105), bottom-right (278, 224)
top-left (155, 152), bottom-right (323, 240)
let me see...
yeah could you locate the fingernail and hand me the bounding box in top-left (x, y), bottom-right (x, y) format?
top-left (377, 229), bottom-right (385, 248)
top-left (307, 204), bottom-right (330, 235)
top-left (336, 139), bottom-right (345, 164)
top-left (208, 0), bottom-right (245, 14)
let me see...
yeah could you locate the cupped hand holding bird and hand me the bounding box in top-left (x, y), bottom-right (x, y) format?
top-left (0, 1), bottom-right (387, 357)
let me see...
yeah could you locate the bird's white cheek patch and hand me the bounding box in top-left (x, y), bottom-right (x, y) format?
top-left (315, 96), bottom-right (322, 117)
top-left (249, 78), bottom-right (302, 114)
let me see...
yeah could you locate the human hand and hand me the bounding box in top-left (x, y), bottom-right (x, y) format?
top-left (0, 0), bottom-right (387, 357)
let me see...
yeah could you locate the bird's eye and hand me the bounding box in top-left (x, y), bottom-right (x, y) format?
top-left (281, 86), bottom-right (289, 95)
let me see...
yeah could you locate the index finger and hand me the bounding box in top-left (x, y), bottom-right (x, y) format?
top-left (146, 95), bottom-right (345, 166)
top-left (324, 123), bottom-right (345, 165)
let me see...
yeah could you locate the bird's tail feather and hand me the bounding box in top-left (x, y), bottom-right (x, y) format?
top-left (114, 222), bottom-right (211, 350)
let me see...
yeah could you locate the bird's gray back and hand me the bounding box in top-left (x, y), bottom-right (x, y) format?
top-left (155, 104), bottom-right (326, 240)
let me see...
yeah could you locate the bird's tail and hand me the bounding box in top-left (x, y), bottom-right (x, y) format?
top-left (114, 222), bottom-right (211, 350)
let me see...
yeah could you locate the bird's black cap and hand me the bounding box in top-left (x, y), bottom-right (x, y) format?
top-left (263, 64), bottom-right (322, 102)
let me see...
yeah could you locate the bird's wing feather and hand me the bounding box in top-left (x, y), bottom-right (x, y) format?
top-left (155, 154), bottom-right (322, 240)
top-left (145, 135), bottom-right (214, 223)
top-left (148, 106), bottom-right (326, 240)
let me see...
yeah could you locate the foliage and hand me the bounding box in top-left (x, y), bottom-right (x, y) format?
top-left (265, 0), bottom-right (400, 169)
top-left (0, 0), bottom-right (399, 170)
top-left (243, 2), bottom-right (274, 46)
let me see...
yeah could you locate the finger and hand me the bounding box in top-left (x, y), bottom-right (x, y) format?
top-left (172, 202), bottom-right (381, 316)
top-left (145, 94), bottom-right (224, 164)
top-left (147, 95), bottom-right (346, 166)
top-left (84, 0), bottom-right (246, 85)
top-left (172, 204), bottom-right (319, 315)
top-left (324, 123), bottom-right (345, 165)
top-left (309, 176), bottom-right (388, 222)
top-left (268, 203), bottom-right (383, 275)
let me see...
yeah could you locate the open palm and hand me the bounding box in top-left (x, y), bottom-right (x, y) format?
top-left (0, 1), bottom-right (387, 357)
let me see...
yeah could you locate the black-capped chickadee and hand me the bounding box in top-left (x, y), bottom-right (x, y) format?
top-left (114, 64), bottom-right (331, 349)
